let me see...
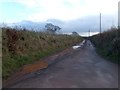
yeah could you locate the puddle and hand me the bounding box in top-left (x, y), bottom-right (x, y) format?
top-left (72, 46), bottom-right (81, 49)
top-left (72, 40), bottom-right (86, 49)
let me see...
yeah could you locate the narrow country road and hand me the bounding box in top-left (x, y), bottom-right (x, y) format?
top-left (10, 40), bottom-right (118, 88)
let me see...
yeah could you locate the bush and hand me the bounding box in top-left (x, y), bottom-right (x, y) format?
top-left (91, 27), bottom-right (120, 64)
top-left (2, 27), bottom-right (83, 79)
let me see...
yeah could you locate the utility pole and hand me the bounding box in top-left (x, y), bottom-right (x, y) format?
top-left (100, 13), bottom-right (101, 34)
top-left (88, 29), bottom-right (90, 37)
top-left (88, 29), bottom-right (90, 40)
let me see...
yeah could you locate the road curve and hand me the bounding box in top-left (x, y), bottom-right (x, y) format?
top-left (10, 40), bottom-right (118, 88)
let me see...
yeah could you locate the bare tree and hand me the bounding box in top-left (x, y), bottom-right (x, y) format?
top-left (45, 23), bottom-right (61, 34)
top-left (71, 31), bottom-right (79, 36)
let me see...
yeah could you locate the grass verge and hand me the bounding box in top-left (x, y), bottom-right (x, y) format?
top-left (2, 27), bottom-right (83, 80)
top-left (90, 27), bottom-right (120, 64)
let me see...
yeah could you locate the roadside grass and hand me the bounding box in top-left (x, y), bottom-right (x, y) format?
top-left (2, 27), bottom-right (83, 80)
top-left (91, 27), bottom-right (120, 64)
top-left (96, 48), bottom-right (119, 64)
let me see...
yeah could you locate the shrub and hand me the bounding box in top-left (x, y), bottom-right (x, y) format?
top-left (91, 27), bottom-right (120, 64)
top-left (2, 27), bottom-right (83, 79)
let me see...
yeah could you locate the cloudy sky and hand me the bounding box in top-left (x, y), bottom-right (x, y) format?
top-left (0, 0), bottom-right (119, 36)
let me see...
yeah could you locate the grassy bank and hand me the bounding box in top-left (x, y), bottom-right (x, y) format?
top-left (2, 27), bottom-right (83, 80)
top-left (90, 27), bottom-right (120, 64)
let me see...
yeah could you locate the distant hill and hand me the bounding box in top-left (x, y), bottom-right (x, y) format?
top-left (1, 14), bottom-right (117, 33)
top-left (7, 20), bottom-right (46, 31)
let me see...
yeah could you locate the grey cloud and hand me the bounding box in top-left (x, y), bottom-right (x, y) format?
top-left (61, 14), bottom-right (117, 33)
top-left (7, 14), bottom-right (117, 33)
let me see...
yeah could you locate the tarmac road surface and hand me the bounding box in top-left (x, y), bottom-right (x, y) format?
top-left (10, 40), bottom-right (118, 88)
